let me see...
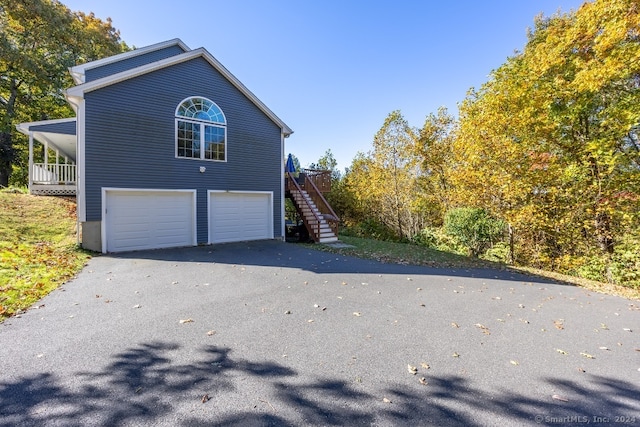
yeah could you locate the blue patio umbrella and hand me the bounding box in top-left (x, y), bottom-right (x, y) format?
top-left (285, 153), bottom-right (296, 174)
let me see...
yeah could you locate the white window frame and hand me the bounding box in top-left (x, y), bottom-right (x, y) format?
top-left (175, 96), bottom-right (227, 162)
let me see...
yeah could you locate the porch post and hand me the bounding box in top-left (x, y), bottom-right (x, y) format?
top-left (28, 131), bottom-right (33, 192)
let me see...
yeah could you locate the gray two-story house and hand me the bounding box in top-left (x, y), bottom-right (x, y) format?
top-left (18, 39), bottom-right (293, 253)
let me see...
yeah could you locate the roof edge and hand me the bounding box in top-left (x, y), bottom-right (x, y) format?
top-left (16, 117), bottom-right (77, 135)
top-left (65, 47), bottom-right (293, 136)
top-left (69, 38), bottom-right (190, 84)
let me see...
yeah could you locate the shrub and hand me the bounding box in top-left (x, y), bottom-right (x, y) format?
top-left (444, 208), bottom-right (506, 257)
top-left (609, 238), bottom-right (640, 289)
top-left (483, 242), bottom-right (510, 263)
top-left (411, 226), bottom-right (467, 255)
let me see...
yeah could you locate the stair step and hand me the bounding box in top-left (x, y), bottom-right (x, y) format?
top-left (319, 236), bottom-right (339, 243)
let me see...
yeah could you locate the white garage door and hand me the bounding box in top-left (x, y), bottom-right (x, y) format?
top-left (104, 189), bottom-right (196, 252)
top-left (209, 192), bottom-right (272, 244)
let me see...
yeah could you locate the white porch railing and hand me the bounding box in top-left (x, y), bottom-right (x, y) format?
top-left (32, 163), bottom-right (76, 184)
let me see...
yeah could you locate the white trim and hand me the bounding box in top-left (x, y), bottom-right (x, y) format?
top-left (28, 132), bottom-right (33, 192)
top-left (69, 39), bottom-right (190, 84)
top-left (101, 188), bottom-right (197, 253)
top-left (207, 190), bottom-right (274, 244)
top-left (65, 47), bottom-right (293, 137)
top-left (174, 96), bottom-right (227, 123)
top-left (280, 131), bottom-right (286, 241)
top-left (76, 100), bottom-right (86, 223)
top-left (174, 96), bottom-right (228, 162)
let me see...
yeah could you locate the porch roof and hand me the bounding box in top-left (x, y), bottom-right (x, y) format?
top-left (16, 118), bottom-right (77, 161)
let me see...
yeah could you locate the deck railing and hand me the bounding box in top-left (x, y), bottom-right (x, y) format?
top-left (302, 169), bottom-right (332, 193)
top-left (32, 163), bottom-right (76, 184)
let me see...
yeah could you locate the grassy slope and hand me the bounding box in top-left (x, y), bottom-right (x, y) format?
top-left (317, 235), bottom-right (640, 301)
top-left (0, 192), bottom-right (90, 320)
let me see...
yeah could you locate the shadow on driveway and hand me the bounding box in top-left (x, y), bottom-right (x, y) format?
top-left (109, 240), bottom-right (562, 286)
top-left (2, 341), bottom-right (638, 426)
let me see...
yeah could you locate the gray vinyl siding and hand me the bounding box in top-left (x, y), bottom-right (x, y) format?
top-left (84, 45), bottom-right (187, 82)
top-left (30, 121), bottom-right (76, 135)
top-left (83, 57), bottom-right (283, 243)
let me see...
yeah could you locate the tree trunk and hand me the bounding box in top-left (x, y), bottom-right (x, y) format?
top-left (508, 223), bottom-right (515, 264)
top-left (594, 210), bottom-right (614, 254)
top-left (0, 78), bottom-right (20, 188)
top-left (0, 132), bottom-right (13, 188)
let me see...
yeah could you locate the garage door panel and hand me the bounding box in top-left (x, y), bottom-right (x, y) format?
top-left (209, 192), bottom-right (271, 244)
top-left (105, 190), bottom-right (195, 252)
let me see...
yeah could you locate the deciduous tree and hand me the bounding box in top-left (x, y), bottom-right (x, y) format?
top-left (0, 0), bottom-right (128, 186)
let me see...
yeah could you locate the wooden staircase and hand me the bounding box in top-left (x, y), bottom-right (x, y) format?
top-left (286, 170), bottom-right (339, 243)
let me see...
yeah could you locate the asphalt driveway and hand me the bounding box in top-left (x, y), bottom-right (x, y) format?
top-left (1, 240), bottom-right (638, 426)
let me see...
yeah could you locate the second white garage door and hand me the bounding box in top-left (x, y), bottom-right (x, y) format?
top-left (209, 191), bottom-right (272, 244)
top-left (104, 189), bottom-right (196, 253)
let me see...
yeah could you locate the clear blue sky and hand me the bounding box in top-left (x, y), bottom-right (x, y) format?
top-left (63, 0), bottom-right (586, 172)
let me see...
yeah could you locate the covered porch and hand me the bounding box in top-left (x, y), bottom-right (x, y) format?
top-left (16, 118), bottom-right (77, 196)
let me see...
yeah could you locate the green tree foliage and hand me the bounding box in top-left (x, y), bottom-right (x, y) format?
top-left (452, 0), bottom-right (640, 269)
top-left (332, 0), bottom-right (639, 288)
top-left (443, 207), bottom-right (505, 257)
top-left (344, 111), bottom-right (424, 240)
top-left (413, 107), bottom-right (455, 226)
top-left (0, 0), bottom-right (129, 186)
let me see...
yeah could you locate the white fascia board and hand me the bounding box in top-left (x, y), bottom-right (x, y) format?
top-left (65, 48), bottom-right (294, 137)
top-left (68, 38), bottom-right (190, 84)
top-left (15, 117), bottom-right (77, 135)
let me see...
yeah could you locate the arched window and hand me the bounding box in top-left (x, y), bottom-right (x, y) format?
top-left (175, 97), bottom-right (226, 161)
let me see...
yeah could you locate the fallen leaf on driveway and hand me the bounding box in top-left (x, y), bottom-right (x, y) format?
top-left (179, 318), bottom-right (194, 324)
top-left (475, 323), bottom-right (491, 335)
top-left (553, 320), bottom-right (564, 330)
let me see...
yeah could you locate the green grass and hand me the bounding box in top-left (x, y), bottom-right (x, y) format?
top-left (319, 235), bottom-right (499, 269)
top-left (317, 235), bottom-right (640, 300)
top-left (0, 191), bottom-right (90, 321)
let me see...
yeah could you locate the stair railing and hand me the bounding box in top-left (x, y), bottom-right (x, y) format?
top-left (301, 172), bottom-right (340, 237)
top-left (286, 171), bottom-right (323, 242)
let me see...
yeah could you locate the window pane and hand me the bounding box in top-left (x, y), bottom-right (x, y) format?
top-left (177, 97), bottom-right (225, 124)
top-left (177, 120), bottom-right (200, 158)
top-left (204, 125), bottom-right (225, 161)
